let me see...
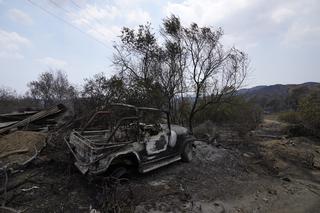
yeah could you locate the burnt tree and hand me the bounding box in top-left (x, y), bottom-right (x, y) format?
top-left (113, 15), bottom-right (248, 132)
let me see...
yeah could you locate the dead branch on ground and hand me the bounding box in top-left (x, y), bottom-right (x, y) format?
top-left (18, 146), bottom-right (39, 167)
top-left (0, 149), bottom-right (29, 159)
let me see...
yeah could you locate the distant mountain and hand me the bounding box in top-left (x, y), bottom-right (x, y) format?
top-left (237, 85), bottom-right (267, 95)
top-left (238, 82), bottom-right (320, 112)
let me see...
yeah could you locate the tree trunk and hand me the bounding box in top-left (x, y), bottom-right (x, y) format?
top-left (188, 87), bottom-right (200, 133)
top-left (167, 97), bottom-right (172, 122)
top-left (188, 112), bottom-right (194, 133)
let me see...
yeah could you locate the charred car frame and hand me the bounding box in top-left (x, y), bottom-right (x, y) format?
top-left (65, 103), bottom-right (195, 177)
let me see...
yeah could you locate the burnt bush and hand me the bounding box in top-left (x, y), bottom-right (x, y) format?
top-left (193, 120), bottom-right (218, 140)
top-left (285, 124), bottom-right (313, 137)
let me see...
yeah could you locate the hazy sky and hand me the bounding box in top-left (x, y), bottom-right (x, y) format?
top-left (0, 0), bottom-right (319, 93)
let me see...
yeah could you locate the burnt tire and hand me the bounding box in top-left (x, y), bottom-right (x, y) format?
top-left (181, 142), bottom-right (193, 162)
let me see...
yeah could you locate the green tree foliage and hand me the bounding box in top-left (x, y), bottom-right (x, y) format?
top-left (0, 87), bottom-right (18, 113)
top-left (28, 70), bottom-right (76, 107)
top-left (0, 87), bottom-right (41, 113)
top-left (0, 87), bottom-right (16, 100)
top-left (113, 15), bottom-right (248, 132)
top-left (278, 111), bottom-right (301, 124)
top-left (113, 22), bottom-right (182, 109)
top-left (194, 96), bottom-right (262, 135)
top-left (82, 73), bottom-right (127, 108)
top-left (299, 92), bottom-right (320, 136)
top-left (276, 92), bottom-right (320, 137)
top-left (287, 86), bottom-right (310, 110)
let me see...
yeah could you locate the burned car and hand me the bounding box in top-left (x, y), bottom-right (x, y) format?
top-left (65, 103), bottom-right (195, 177)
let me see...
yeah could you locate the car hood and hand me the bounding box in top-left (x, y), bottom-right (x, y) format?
top-left (170, 125), bottom-right (189, 135)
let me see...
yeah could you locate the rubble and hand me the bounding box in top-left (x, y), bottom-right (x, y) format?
top-left (193, 140), bottom-right (226, 162)
top-left (0, 104), bottom-right (67, 212)
top-left (0, 104), bottom-right (66, 135)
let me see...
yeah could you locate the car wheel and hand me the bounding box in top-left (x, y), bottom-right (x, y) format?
top-left (181, 142), bottom-right (193, 162)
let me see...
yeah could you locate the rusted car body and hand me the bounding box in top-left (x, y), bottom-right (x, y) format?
top-left (65, 104), bottom-right (194, 176)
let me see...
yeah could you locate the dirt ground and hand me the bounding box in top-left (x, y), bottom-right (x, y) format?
top-left (0, 131), bottom-right (47, 166)
top-left (1, 117), bottom-right (320, 213)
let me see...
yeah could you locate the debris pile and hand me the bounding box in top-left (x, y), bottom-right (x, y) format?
top-left (0, 104), bottom-right (66, 135)
top-left (0, 104), bottom-right (67, 212)
top-left (193, 141), bottom-right (226, 162)
top-left (0, 131), bottom-right (46, 167)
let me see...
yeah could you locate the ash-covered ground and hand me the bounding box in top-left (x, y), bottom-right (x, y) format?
top-left (1, 117), bottom-right (320, 213)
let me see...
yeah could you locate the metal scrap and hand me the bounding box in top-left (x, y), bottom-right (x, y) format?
top-left (0, 104), bottom-right (65, 135)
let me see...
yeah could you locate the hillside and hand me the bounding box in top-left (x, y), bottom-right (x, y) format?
top-left (239, 82), bottom-right (320, 112)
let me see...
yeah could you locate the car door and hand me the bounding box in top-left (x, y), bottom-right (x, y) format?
top-left (144, 124), bottom-right (170, 155)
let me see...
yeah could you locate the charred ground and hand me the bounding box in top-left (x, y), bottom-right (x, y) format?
top-left (1, 115), bottom-right (319, 213)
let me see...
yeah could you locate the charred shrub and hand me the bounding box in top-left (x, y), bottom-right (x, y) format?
top-left (285, 124), bottom-right (313, 137)
top-left (193, 120), bottom-right (219, 140)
